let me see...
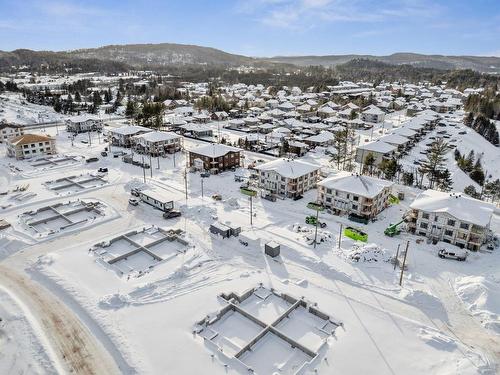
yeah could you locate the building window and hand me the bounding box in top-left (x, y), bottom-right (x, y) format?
top-left (420, 222), bottom-right (428, 229)
top-left (444, 229), bottom-right (453, 236)
top-left (460, 222), bottom-right (469, 230)
top-left (422, 213), bottom-right (429, 219)
top-left (353, 196), bottom-right (359, 201)
top-left (447, 219), bottom-right (455, 226)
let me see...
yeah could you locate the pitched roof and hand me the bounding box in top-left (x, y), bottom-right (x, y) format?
top-left (318, 172), bottom-right (393, 198)
top-left (8, 133), bottom-right (53, 145)
top-left (410, 190), bottom-right (494, 226)
top-left (189, 143), bottom-right (240, 158)
top-left (255, 158), bottom-right (319, 178)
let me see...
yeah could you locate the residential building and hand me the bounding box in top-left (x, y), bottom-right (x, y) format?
top-left (0, 123), bottom-right (24, 143)
top-left (355, 141), bottom-right (397, 165)
top-left (255, 158), bottom-right (320, 199)
top-left (66, 115), bottom-right (103, 133)
top-left (407, 190), bottom-right (494, 251)
top-left (188, 144), bottom-right (241, 173)
top-left (132, 131), bottom-right (181, 155)
top-left (6, 133), bottom-right (56, 160)
top-left (109, 125), bottom-right (151, 147)
top-left (317, 172), bottom-right (393, 219)
top-left (360, 105), bottom-right (385, 123)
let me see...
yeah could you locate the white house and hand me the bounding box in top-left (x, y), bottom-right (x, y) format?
top-left (6, 133), bottom-right (56, 160)
top-left (65, 114), bottom-right (103, 133)
top-left (0, 123), bottom-right (24, 143)
top-left (317, 172), bottom-right (393, 219)
top-left (360, 105), bottom-right (385, 123)
top-left (132, 131), bottom-right (181, 155)
top-left (408, 190), bottom-right (494, 251)
top-left (255, 158), bottom-right (320, 199)
top-left (355, 141), bottom-right (397, 165)
top-left (109, 125), bottom-right (152, 147)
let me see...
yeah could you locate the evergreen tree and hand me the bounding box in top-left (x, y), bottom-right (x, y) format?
top-left (363, 153), bottom-right (376, 176)
top-left (436, 169), bottom-right (453, 191)
top-left (419, 138), bottom-right (449, 189)
top-left (402, 171), bottom-right (414, 186)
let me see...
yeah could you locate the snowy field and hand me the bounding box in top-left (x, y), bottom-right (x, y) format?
top-left (0, 118), bottom-right (498, 374)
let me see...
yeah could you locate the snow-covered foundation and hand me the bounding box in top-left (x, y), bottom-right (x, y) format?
top-left (194, 285), bottom-right (342, 374)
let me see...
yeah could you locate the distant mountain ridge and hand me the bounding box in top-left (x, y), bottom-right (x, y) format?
top-left (265, 53), bottom-right (500, 73)
top-left (0, 43), bottom-right (499, 73)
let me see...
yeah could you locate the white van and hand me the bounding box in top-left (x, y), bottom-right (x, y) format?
top-left (438, 247), bottom-right (467, 261)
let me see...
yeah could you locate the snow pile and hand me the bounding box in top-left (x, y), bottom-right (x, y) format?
top-left (124, 179), bottom-right (149, 192)
top-left (291, 223), bottom-right (332, 245)
top-left (223, 197), bottom-right (239, 209)
top-left (454, 276), bottom-right (500, 334)
top-left (180, 204), bottom-right (217, 224)
top-left (346, 243), bottom-right (390, 263)
top-left (98, 293), bottom-right (131, 310)
top-left (418, 327), bottom-right (457, 351)
top-left (36, 253), bottom-right (59, 266)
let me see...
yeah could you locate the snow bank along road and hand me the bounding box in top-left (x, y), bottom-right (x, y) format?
top-left (0, 265), bottom-right (120, 375)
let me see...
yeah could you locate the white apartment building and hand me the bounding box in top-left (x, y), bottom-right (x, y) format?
top-left (317, 172), bottom-right (393, 219)
top-left (0, 123), bottom-right (24, 143)
top-left (6, 133), bottom-right (56, 160)
top-left (132, 131), bottom-right (181, 155)
top-left (255, 158), bottom-right (320, 199)
top-left (108, 125), bottom-right (151, 147)
top-left (408, 190), bottom-right (494, 251)
top-left (360, 105), bottom-right (385, 123)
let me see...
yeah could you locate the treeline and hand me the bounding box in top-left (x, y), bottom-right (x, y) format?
top-left (454, 149), bottom-right (485, 185)
top-left (464, 91), bottom-right (500, 120)
top-left (464, 113), bottom-right (499, 145)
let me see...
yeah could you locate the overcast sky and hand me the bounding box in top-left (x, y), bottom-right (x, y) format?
top-left (1, 0), bottom-right (499, 57)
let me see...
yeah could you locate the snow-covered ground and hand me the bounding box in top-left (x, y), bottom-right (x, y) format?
top-left (0, 119), bottom-right (499, 374)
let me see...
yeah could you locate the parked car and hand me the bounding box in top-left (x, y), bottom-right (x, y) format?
top-left (81, 139), bottom-right (89, 144)
top-left (98, 167), bottom-right (108, 173)
top-left (101, 151), bottom-right (108, 157)
top-left (458, 131), bottom-right (467, 135)
top-left (438, 248), bottom-right (467, 261)
top-left (86, 157), bottom-right (99, 163)
top-left (130, 188), bottom-right (140, 197)
top-left (128, 198), bottom-right (140, 206)
top-left (293, 194), bottom-right (303, 201)
top-left (200, 172), bottom-right (210, 178)
top-left (163, 210), bottom-right (181, 219)
top-left (212, 194), bottom-right (222, 201)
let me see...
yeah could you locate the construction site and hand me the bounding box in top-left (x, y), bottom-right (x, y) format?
top-left (194, 286), bottom-right (341, 374)
top-left (90, 226), bottom-right (190, 277)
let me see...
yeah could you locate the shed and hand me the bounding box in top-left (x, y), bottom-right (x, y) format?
top-left (265, 241), bottom-right (280, 257)
top-left (210, 222), bottom-right (231, 238)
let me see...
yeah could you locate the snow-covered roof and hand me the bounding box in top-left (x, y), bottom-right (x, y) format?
top-left (357, 141), bottom-right (396, 154)
top-left (410, 190), bottom-right (494, 227)
top-left (133, 131), bottom-right (180, 142)
top-left (318, 172), bottom-right (393, 198)
top-left (378, 134), bottom-right (410, 146)
top-left (188, 143), bottom-right (240, 158)
top-left (255, 158), bottom-right (320, 178)
top-left (110, 125), bottom-right (151, 136)
top-left (306, 131), bottom-right (334, 143)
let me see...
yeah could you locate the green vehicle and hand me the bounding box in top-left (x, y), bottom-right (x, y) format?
top-left (305, 215), bottom-right (327, 228)
top-left (384, 220), bottom-right (405, 237)
top-left (344, 226), bottom-right (368, 242)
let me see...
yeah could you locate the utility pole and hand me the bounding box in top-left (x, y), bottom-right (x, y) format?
top-left (249, 196), bottom-right (253, 226)
top-left (88, 130), bottom-right (92, 146)
top-left (142, 155), bottom-right (146, 183)
top-left (399, 241), bottom-right (410, 286)
top-left (184, 168), bottom-right (188, 202)
top-left (393, 244), bottom-right (400, 271)
top-left (149, 153), bottom-right (152, 178)
top-left (338, 223), bottom-right (343, 250)
top-left (173, 151), bottom-right (176, 168)
top-left (201, 177), bottom-right (204, 198)
top-left (313, 207), bottom-right (319, 249)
